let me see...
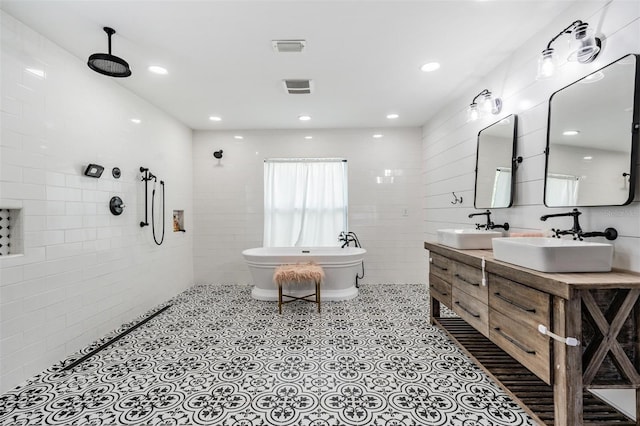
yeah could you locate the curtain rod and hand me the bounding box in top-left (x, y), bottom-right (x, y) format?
top-left (264, 158), bottom-right (347, 163)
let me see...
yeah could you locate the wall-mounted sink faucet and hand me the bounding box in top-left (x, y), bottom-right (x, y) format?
top-left (468, 210), bottom-right (510, 231)
top-left (540, 208), bottom-right (618, 240)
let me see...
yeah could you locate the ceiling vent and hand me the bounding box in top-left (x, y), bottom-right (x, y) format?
top-left (272, 40), bottom-right (306, 53)
top-left (283, 79), bottom-right (313, 95)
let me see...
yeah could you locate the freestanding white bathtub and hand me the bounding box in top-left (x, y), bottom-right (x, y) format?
top-left (242, 246), bottom-right (366, 301)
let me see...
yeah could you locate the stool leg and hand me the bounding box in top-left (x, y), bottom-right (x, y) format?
top-left (316, 279), bottom-right (321, 313)
top-left (278, 282), bottom-right (282, 314)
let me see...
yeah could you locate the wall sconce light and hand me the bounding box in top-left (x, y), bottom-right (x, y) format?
top-left (537, 20), bottom-right (601, 79)
top-left (466, 89), bottom-right (502, 122)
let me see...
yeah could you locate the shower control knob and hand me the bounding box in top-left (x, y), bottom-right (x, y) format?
top-left (109, 196), bottom-right (125, 216)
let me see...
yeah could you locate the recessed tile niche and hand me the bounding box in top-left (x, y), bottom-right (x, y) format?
top-left (173, 210), bottom-right (185, 232)
top-left (0, 209), bottom-right (23, 256)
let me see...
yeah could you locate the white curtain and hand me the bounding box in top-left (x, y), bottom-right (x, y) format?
top-left (491, 167), bottom-right (512, 208)
top-left (546, 174), bottom-right (580, 206)
top-left (264, 159), bottom-right (348, 247)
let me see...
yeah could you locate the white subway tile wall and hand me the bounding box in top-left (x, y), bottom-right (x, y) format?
top-left (0, 12), bottom-right (194, 392)
top-left (192, 129), bottom-right (427, 285)
top-left (422, 0), bottom-right (640, 272)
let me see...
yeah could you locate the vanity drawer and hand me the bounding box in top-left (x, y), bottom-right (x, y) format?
top-left (490, 310), bottom-right (551, 384)
top-left (429, 275), bottom-right (452, 308)
top-left (489, 274), bottom-right (550, 328)
top-left (429, 252), bottom-right (452, 282)
top-left (452, 262), bottom-right (487, 304)
top-left (452, 290), bottom-right (489, 337)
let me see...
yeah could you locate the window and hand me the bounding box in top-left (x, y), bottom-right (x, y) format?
top-left (264, 159), bottom-right (348, 247)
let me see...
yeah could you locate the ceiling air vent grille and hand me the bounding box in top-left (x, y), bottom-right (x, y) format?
top-left (283, 79), bottom-right (313, 95)
top-left (272, 40), bottom-right (306, 53)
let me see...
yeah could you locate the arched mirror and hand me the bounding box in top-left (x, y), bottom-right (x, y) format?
top-left (474, 114), bottom-right (518, 209)
top-left (545, 54), bottom-right (639, 207)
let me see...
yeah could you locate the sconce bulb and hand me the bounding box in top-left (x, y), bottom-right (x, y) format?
top-left (491, 97), bottom-right (503, 115)
top-left (536, 48), bottom-right (556, 79)
top-left (467, 103), bottom-right (480, 122)
top-left (481, 92), bottom-right (494, 114)
top-left (567, 23), bottom-right (601, 63)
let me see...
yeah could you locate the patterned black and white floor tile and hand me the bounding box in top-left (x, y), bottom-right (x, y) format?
top-left (0, 284), bottom-right (536, 425)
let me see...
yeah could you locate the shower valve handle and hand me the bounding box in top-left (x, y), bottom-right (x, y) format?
top-left (109, 196), bottom-right (126, 216)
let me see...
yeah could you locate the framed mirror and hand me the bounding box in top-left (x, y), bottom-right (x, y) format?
top-left (545, 54), bottom-right (639, 207)
top-left (474, 114), bottom-right (518, 209)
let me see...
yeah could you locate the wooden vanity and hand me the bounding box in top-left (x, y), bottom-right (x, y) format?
top-left (425, 241), bottom-right (640, 425)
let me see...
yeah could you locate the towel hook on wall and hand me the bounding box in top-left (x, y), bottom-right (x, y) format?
top-left (451, 192), bottom-right (463, 205)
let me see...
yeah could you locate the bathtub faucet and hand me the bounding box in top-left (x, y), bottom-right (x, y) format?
top-left (339, 231), bottom-right (361, 248)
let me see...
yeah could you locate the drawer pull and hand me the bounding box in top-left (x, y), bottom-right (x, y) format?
top-left (431, 287), bottom-right (448, 297)
top-left (454, 273), bottom-right (480, 287)
top-left (494, 292), bottom-right (536, 313)
top-left (454, 301), bottom-right (480, 318)
top-left (494, 327), bottom-right (536, 354)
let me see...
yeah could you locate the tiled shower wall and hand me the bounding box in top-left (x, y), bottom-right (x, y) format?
top-left (422, 0), bottom-right (640, 272)
top-left (192, 128), bottom-right (426, 285)
top-left (0, 12), bottom-right (194, 392)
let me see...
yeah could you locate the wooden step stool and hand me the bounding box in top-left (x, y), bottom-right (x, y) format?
top-left (273, 263), bottom-right (324, 314)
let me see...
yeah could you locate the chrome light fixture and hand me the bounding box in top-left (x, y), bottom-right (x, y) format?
top-left (537, 20), bottom-right (601, 79)
top-left (466, 89), bottom-right (502, 122)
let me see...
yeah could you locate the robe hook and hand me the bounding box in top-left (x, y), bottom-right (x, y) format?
top-left (451, 192), bottom-right (463, 205)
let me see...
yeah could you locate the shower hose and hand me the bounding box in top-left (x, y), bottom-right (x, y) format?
top-left (152, 181), bottom-right (165, 245)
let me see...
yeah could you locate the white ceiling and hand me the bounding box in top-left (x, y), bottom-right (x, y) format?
top-left (1, 0), bottom-right (575, 131)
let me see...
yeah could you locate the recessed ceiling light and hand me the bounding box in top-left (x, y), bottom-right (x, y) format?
top-left (386, 113), bottom-right (399, 119)
top-left (563, 130), bottom-right (580, 136)
top-left (583, 156), bottom-right (593, 160)
top-left (209, 116), bottom-right (222, 121)
top-left (26, 68), bottom-right (46, 78)
top-left (130, 118), bottom-right (141, 124)
top-left (420, 62), bottom-right (440, 72)
top-left (148, 65), bottom-right (168, 75)
top-left (372, 134), bottom-right (384, 139)
top-left (304, 136), bottom-right (313, 140)
top-left (298, 115), bottom-right (311, 121)
top-left (234, 135), bottom-right (244, 140)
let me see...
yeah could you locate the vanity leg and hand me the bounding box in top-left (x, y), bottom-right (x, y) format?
top-left (553, 293), bottom-right (583, 425)
top-left (430, 296), bottom-right (441, 325)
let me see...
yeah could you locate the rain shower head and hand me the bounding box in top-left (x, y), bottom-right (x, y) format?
top-left (87, 27), bottom-right (132, 78)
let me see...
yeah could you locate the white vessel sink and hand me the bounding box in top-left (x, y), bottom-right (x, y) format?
top-left (437, 229), bottom-right (503, 249)
top-left (492, 237), bottom-right (613, 273)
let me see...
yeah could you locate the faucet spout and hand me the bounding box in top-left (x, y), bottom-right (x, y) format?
top-left (540, 208), bottom-right (581, 222)
top-left (468, 210), bottom-right (491, 219)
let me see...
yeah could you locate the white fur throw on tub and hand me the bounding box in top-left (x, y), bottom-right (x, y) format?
top-left (273, 263), bottom-right (325, 285)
